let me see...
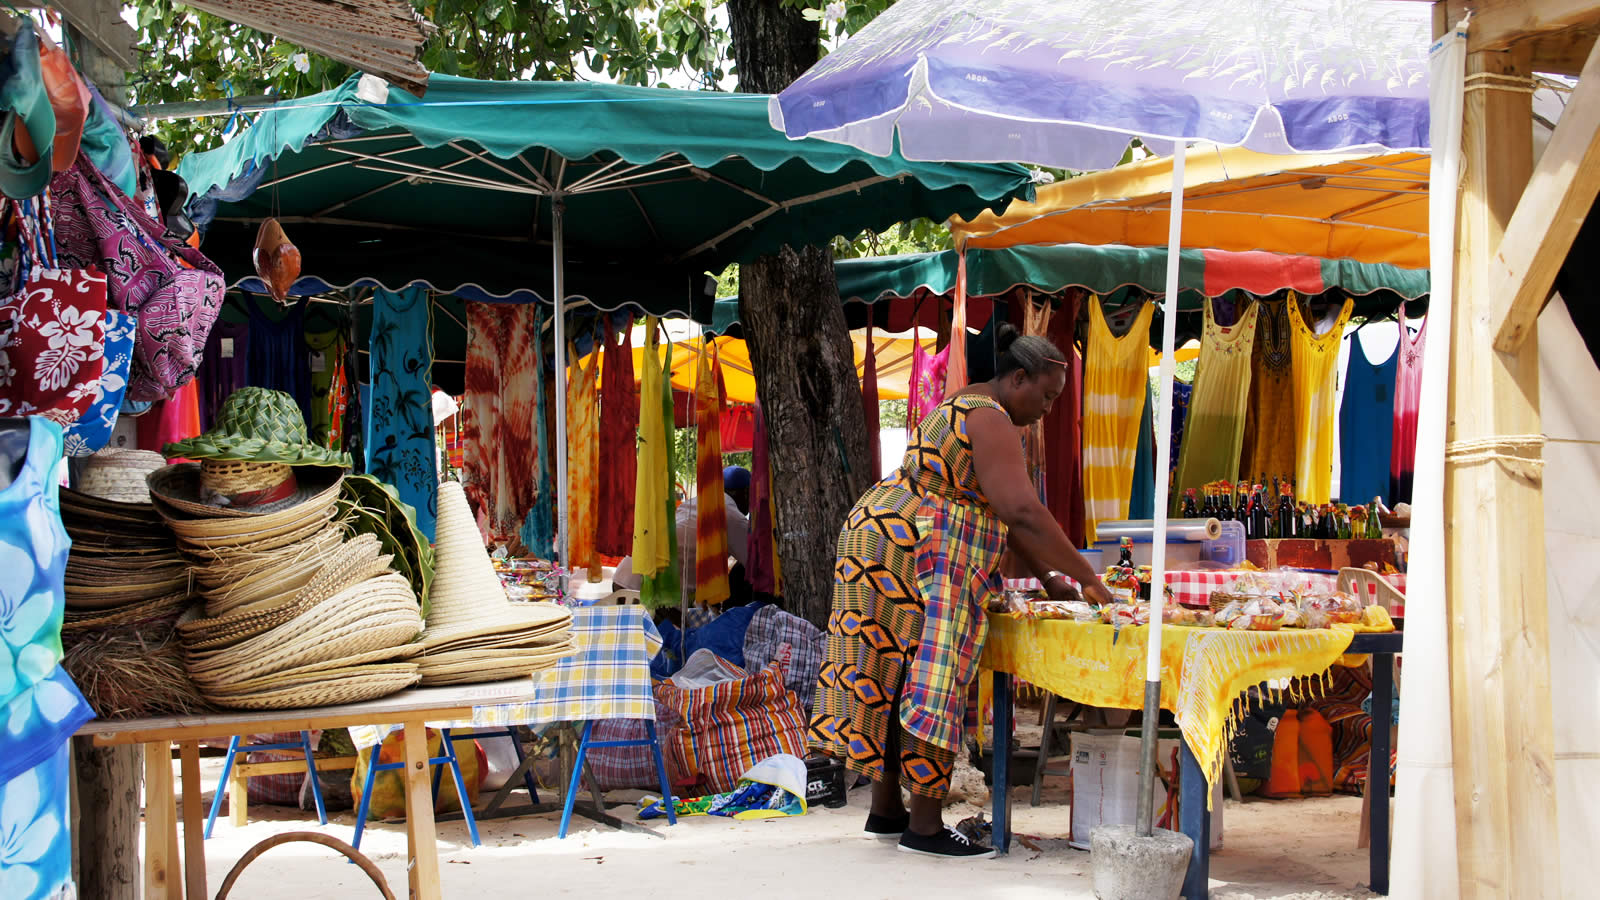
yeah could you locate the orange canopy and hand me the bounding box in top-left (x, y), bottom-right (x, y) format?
top-left (951, 147), bottom-right (1428, 270)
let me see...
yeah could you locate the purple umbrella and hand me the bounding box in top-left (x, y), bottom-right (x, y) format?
top-left (773, 0), bottom-right (1431, 852)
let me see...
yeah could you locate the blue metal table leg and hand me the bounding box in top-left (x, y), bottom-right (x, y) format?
top-left (644, 721), bottom-right (677, 826)
top-left (992, 671), bottom-right (1012, 855)
top-left (1370, 652), bottom-right (1395, 895)
top-left (352, 748), bottom-right (384, 852)
top-left (1180, 739), bottom-right (1210, 900)
top-left (204, 736), bottom-right (241, 839)
top-left (300, 731), bottom-right (328, 825)
top-left (558, 721), bottom-right (595, 839)
top-left (438, 728), bottom-right (482, 848)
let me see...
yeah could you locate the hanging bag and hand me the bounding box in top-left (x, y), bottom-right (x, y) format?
top-left (0, 192), bottom-right (107, 424)
top-left (61, 307), bottom-right (135, 456)
top-left (50, 155), bottom-right (224, 402)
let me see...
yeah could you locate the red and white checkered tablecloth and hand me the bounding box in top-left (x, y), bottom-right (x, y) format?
top-left (1004, 570), bottom-right (1407, 608)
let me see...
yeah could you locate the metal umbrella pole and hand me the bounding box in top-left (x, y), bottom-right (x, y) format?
top-left (551, 198), bottom-right (568, 570)
top-left (1136, 146), bottom-right (1187, 837)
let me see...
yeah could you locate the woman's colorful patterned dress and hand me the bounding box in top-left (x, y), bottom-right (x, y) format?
top-left (811, 394), bottom-right (1010, 797)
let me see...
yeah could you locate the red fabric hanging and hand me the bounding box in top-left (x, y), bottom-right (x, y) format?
top-left (596, 323), bottom-right (639, 557)
top-left (861, 322), bottom-right (881, 471)
top-left (140, 378), bottom-right (201, 460)
top-left (720, 404), bottom-right (756, 454)
top-left (747, 400), bottom-right (780, 595)
top-left (1042, 291), bottom-right (1086, 548)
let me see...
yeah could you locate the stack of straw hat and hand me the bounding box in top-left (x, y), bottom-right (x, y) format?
top-left (61, 448), bottom-right (192, 633)
top-left (150, 387), bottom-right (424, 709)
top-left (412, 482), bottom-right (574, 685)
top-left (59, 448), bottom-right (205, 718)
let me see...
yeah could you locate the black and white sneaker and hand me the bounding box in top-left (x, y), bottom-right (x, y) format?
top-left (863, 811), bottom-right (911, 840)
top-left (897, 825), bottom-right (996, 859)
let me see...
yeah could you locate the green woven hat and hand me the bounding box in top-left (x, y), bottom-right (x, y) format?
top-left (165, 387), bottom-right (352, 468)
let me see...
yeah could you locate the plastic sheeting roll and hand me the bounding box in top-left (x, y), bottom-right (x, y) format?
top-left (1093, 518), bottom-right (1221, 543)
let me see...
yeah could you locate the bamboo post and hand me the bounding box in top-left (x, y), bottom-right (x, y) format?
top-left (1445, 42), bottom-right (1562, 898)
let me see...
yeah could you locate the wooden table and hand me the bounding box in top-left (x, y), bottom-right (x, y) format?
top-left (989, 630), bottom-right (1403, 898)
top-left (76, 681), bottom-right (540, 900)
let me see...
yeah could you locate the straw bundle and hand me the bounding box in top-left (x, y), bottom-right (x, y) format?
top-left (61, 625), bottom-right (208, 719)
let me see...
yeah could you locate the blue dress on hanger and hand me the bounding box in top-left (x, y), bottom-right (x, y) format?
top-left (0, 417), bottom-right (95, 900)
top-left (1338, 333), bottom-right (1398, 506)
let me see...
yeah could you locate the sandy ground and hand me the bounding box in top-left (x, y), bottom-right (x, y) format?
top-left (154, 749), bottom-right (1381, 900)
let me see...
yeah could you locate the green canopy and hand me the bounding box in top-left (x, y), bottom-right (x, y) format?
top-left (713, 244), bottom-right (1429, 333)
top-left (180, 73), bottom-right (1036, 311)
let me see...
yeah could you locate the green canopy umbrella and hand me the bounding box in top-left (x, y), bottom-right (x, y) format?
top-left (714, 244), bottom-right (1429, 333)
top-left (179, 72), bottom-right (1034, 565)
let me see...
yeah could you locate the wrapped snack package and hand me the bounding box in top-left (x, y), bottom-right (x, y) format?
top-left (1216, 597), bottom-right (1286, 631)
top-left (1030, 599), bottom-right (1100, 622)
top-left (1300, 591), bottom-right (1363, 628)
top-left (1165, 607), bottom-right (1215, 627)
top-left (1102, 602), bottom-right (1151, 627)
top-left (988, 590), bottom-right (1040, 615)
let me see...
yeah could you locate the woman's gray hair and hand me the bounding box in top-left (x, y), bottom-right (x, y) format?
top-left (995, 332), bottom-right (1068, 379)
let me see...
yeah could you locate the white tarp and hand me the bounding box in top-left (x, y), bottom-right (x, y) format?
top-left (1535, 297), bottom-right (1600, 900)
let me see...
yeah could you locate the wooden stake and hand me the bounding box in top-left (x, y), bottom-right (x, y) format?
top-left (1446, 44), bottom-right (1563, 899)
top-left (402, 722), bottom-right (444, 899)
top-left (143, 741), bottom-right (180, 900)
top-left (72, 739), bottom-right (141, 900)
top-left (179, 742), bottom-right (207, 900)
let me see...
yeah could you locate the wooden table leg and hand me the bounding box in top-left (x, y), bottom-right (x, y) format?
top-left (143, 741), bottom-right (181, 900)
top-left (178, 741), bottom-right (207, 900)
top-left (402, 721), bottom-right (443, 900)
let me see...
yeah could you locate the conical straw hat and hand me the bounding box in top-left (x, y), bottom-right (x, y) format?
top-left (418, 482), bottom-right (570, 649)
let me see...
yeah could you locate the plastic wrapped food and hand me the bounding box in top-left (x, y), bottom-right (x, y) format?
top-left (1101, 602), bottom-right (1151, 627)
top-left (1030, 599), bottom-right (1101, 622)
top-left (988, 590), bottom-right (1038, 615)
top-left (1165, 607), bottom-right (1215, 627)
top-left (1300, 591), bottom-right (1363, 628)
top-left (1215, 597), bottom-right (1286, 631)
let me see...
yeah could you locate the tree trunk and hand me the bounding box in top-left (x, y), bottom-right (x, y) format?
top-left (72, 738), bottom-right (142, 900)
top-left (729, 0), bottom-right (872, 628)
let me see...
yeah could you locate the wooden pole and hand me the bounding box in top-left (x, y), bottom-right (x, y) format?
top-left (1445, 42), bottom-right (1563, 899)
top-left (72, 739), bottom-right (142, 900)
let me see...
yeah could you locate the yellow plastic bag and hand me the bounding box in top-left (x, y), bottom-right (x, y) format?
top-left (351, 728), bottom-right (483, 819)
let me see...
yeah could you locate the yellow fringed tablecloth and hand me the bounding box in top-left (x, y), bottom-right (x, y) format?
top-left (979, 617), bottom-right (1359, 796)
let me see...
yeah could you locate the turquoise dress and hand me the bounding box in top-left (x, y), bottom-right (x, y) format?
top-left (0, 417), bottom-right (95, 900)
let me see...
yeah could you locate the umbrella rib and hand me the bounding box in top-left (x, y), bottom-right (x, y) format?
top-left (569, 160), bottom-right (701, 193)
top-left (561, 156), bottom-right (638, 193)
top-left (313, 150), bottom-right (493, 217)
top-left (347, 162), bottom-right (542, 196)
top-left (625, 187), bottom-right (662, 244)
top-left (445, 141), bottom-right (547, 189)
top-left (254, 143), bottom-right (422, 190)
top-left (325, 146), bottom-right (544, 194)
top-left (674, 174), bottom-right (895, 262)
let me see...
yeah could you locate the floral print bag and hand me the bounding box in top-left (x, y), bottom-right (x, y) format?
top-left (0, 193), bottom-right (107, 425)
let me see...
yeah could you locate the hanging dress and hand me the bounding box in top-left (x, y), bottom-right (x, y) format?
top-left (1081, 297), bottom-right (1156, 543)
top-left (1388, 313), bottom-right (1427, 505)
top-left (367, 286), bottom-right (438, 541)
top-left (198, 319), bottom-right (249, 431)
top-left (1042, 291), bottom-right (1086, 546)
top-left (305, 328), bottom-right (344, 449)
top-left (1172, 299), bottom-right (1261, 508)
top-left (861, 324), bottom-right (881, 472)
top-left (596, 323), bottom-right (639, 557)
top-left (632, 322), bottom-right (679, 608)
top-left (1290, 295), bottom-right (1355, 505)
top-left (1128, 379), bottom-right (1156, 520)
top-left (693, 341), bottom-right (731, 606)
top-left (908, 340), bottom-right (951, 432)
top-left (462, 302), bottom-right (543, 547)
top-left (747, 399), bottom-right (781, 595)
top-left (566, 339), bottom-right (600, 579)
top-left (1339, 330), bottom-right (1398, 506)
top-left (811, 394), bottom-right (1010, 798)
top-left (1240, 297), bottom-right (1296, 485)
top-left (0, 418), bottom-right (96, 900)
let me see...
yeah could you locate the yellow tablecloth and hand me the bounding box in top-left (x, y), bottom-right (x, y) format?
top-left (980, 617), bottom-right (1358, 795)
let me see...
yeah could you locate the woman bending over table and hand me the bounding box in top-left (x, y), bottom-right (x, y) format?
top-left (810, 324), bottom-right (1111, 859)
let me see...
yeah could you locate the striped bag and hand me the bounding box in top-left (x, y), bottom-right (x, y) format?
top-left (654, 662), bottom-right (806, 795)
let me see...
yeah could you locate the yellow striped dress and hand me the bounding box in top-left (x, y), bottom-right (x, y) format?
top-left (1082, 298), bottom-right (1155, 543)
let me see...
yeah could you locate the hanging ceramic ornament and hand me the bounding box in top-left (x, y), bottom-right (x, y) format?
top-left (252, 217), bottom-right (301, 304)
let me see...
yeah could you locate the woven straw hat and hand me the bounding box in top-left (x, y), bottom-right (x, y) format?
top-left (163, 387), bottom-right (352, 468)
top-left (419, 482), bottom-right (570, 650)
top-left (202, 666), bottom-right (421, 710)
top-left (148, 462), bottom-right (343, 521)
top-left (77, 448), bottom-right (166, 504)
